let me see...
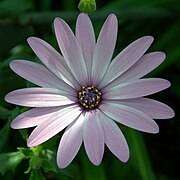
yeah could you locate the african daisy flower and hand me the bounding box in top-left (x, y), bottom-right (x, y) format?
top-left (5, 13), bottom-right (174, 168)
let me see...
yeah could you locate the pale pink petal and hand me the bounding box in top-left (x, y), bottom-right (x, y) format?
top-left (27, 105), bottom-right (82, 147)
top-left (10, 60), bottom-right (76, 94)
top-left (103, 78), bottom-right (170, 99)
top-left (98, 36), bottom-right (154, 88)
top-left (98, 112), bottom-right (129, 162)
top-left (99, 102), bottom-right (159, 133)
top-left (57, 113), bottom-right (85, 168)
top-left (76, 13), bottom-right (95, 83)
top-left (11, 106), bottom-right (69, 129)
top-left (54, 18), bottom-right (88, 86)
top-left (91, 14), bottom-right (118, 86)
top-left (5, 88), bottom-right (76, 107)
top-left (83, 110), bottom-right (104, 165)
top-left (103, 52), bottom-right (165, 89)
top-left (110, 98), bottom-right (175, 119)
top-left (27, 37), bottom-right (80, 90)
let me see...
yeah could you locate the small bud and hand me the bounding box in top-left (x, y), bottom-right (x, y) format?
top-left (78, 0), bottom-right (96, 14)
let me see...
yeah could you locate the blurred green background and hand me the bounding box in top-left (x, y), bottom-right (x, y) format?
top-left (0, 0), bottom-right (179, 179)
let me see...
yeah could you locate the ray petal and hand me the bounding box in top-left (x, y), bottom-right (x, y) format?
top-left (10, 106), bottom-right (70, 129)
top-left (103, 78), bottom-right (170, 99)
top-left (99, 36), bottom-right (154, 88)
top-left (27, 37), bottom-right (80, 89)
top-left (10, 60), bottom-right (76, 94)
top-left (109, 98), bottom-right (175, 119)
top-left (27, 105), bottom-right (82, 147)
top-left (76, 13), bottom-right (95, 83)
top-left (98, 112), bottom-right (129, 162)
top-left (54, 17), bottom-right (88, 86)
top-left (83, 110), bottom-right (104, 165)
top-left (5, 88), bottom-right (76, 107)
top-left (57, 113), bottom-right (85, 168)
top-left (91, 14), bottom-right (118, 86)
top-left (99, 102), bottom-right (159, 133)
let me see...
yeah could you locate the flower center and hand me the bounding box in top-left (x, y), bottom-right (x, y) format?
top-left (78, 86), bottom-right (102, 109)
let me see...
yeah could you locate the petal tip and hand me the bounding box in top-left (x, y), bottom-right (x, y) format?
top-left (143, 35), bottom-right (154, 44)
top-left (9, 60), bottom-right (22, 71)
top-left (4, 93), bottom-right (10, 103)
top-left (92, 159), bottom-right (102, 166)
top-left (57, 160), bottom-right (68, 169)
top-left (27, 36), bottom-right (37, 45)
top-left (152, 125), bottom-right (159, 134)
top-left (10, 121), bottom-right (16, 129)
top-left (165, 79), bottom-right (171, 88)
top-left (108, 13), bottom-right (117, 19)
top-left (54, 17), bottom-right (62, 25)
top-left (78, 12), bottom-right (89, 18)
top-left (121, 156), bottom-right (130, 163)
top-left (160, 52), bottom-right (166, 60)
top-left (108, 14), bottom-right (118, 24)
top-left (27, 138), bottom-right (36, 148)
top-left (168, 108), bottom-right (175, 119)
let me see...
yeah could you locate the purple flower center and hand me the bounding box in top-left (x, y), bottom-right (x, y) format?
top-left (78, 86), bottom-right (102, 109)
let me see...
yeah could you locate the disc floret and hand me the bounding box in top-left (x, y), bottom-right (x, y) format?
top-left (78, 86), bottom-right (102, 109)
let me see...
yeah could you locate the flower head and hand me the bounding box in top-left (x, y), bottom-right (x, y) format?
top-left (5, 13), bottom-right (175, 168)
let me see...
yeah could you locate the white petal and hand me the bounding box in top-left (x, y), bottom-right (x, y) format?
top-left (54, 18), bottom-right (88, 86)
top-left (27, 105), bottom-right (82, 147)
top-left (27, 37), bottom-right (80, 89)
top-left (57, 113), bottom-right (85, 168)
top-left (91, 14), bottom-right (118, 86)
top-left (5, 88), bottom-right (76, 107)
top-left (11, 106), bottom-right (68, 129)
top-left (111, 98), bottom-right (175, 119)
top-left (10, 60), bottom-right (76, 94)
top-left (102, 52), bottom-right (165, 89)
top-left (98, 112), bottom-right (129, 162)
top-left (98, 36), bottom-right (154, 88)
top-left (83, 110), bottom-right (104, 165)
top-left (76, 13), bottom-right (95, 83)
top-left (99, 102), bottom-right (159, 133)
top-left (103, 78), bottom-right (170, 99)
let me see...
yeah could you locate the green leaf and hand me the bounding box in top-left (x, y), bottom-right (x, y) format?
top-left (29, 170), bottom-right (45, 180)
top-left (0, 120), bottom-right (11, 151)
top-left (29, 155), bottom-right (42, 170)
top-left (126, 129), bottom-right (156, 180)
top-left (41, 149), bottom-right (57, 173)
top-left (0, 106), bottom-right (11, 120)
top-left (17, 147), bottom-right (34, 158)
top-left (0, 151), bottom-right (24, 175)
top-left (0, 25), bottom-right (34, 56)
top-left (62, 0), bottom-right (76, 10)
top-left (79, 148), bottom-right (107, 180)
top-left (0, 0), bottom-right (33, 18)
top-left (41, 159), bottom-right (57, 173)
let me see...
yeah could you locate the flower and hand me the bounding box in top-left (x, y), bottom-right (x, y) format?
top-left (5, 13), bottom-right (175, 169)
